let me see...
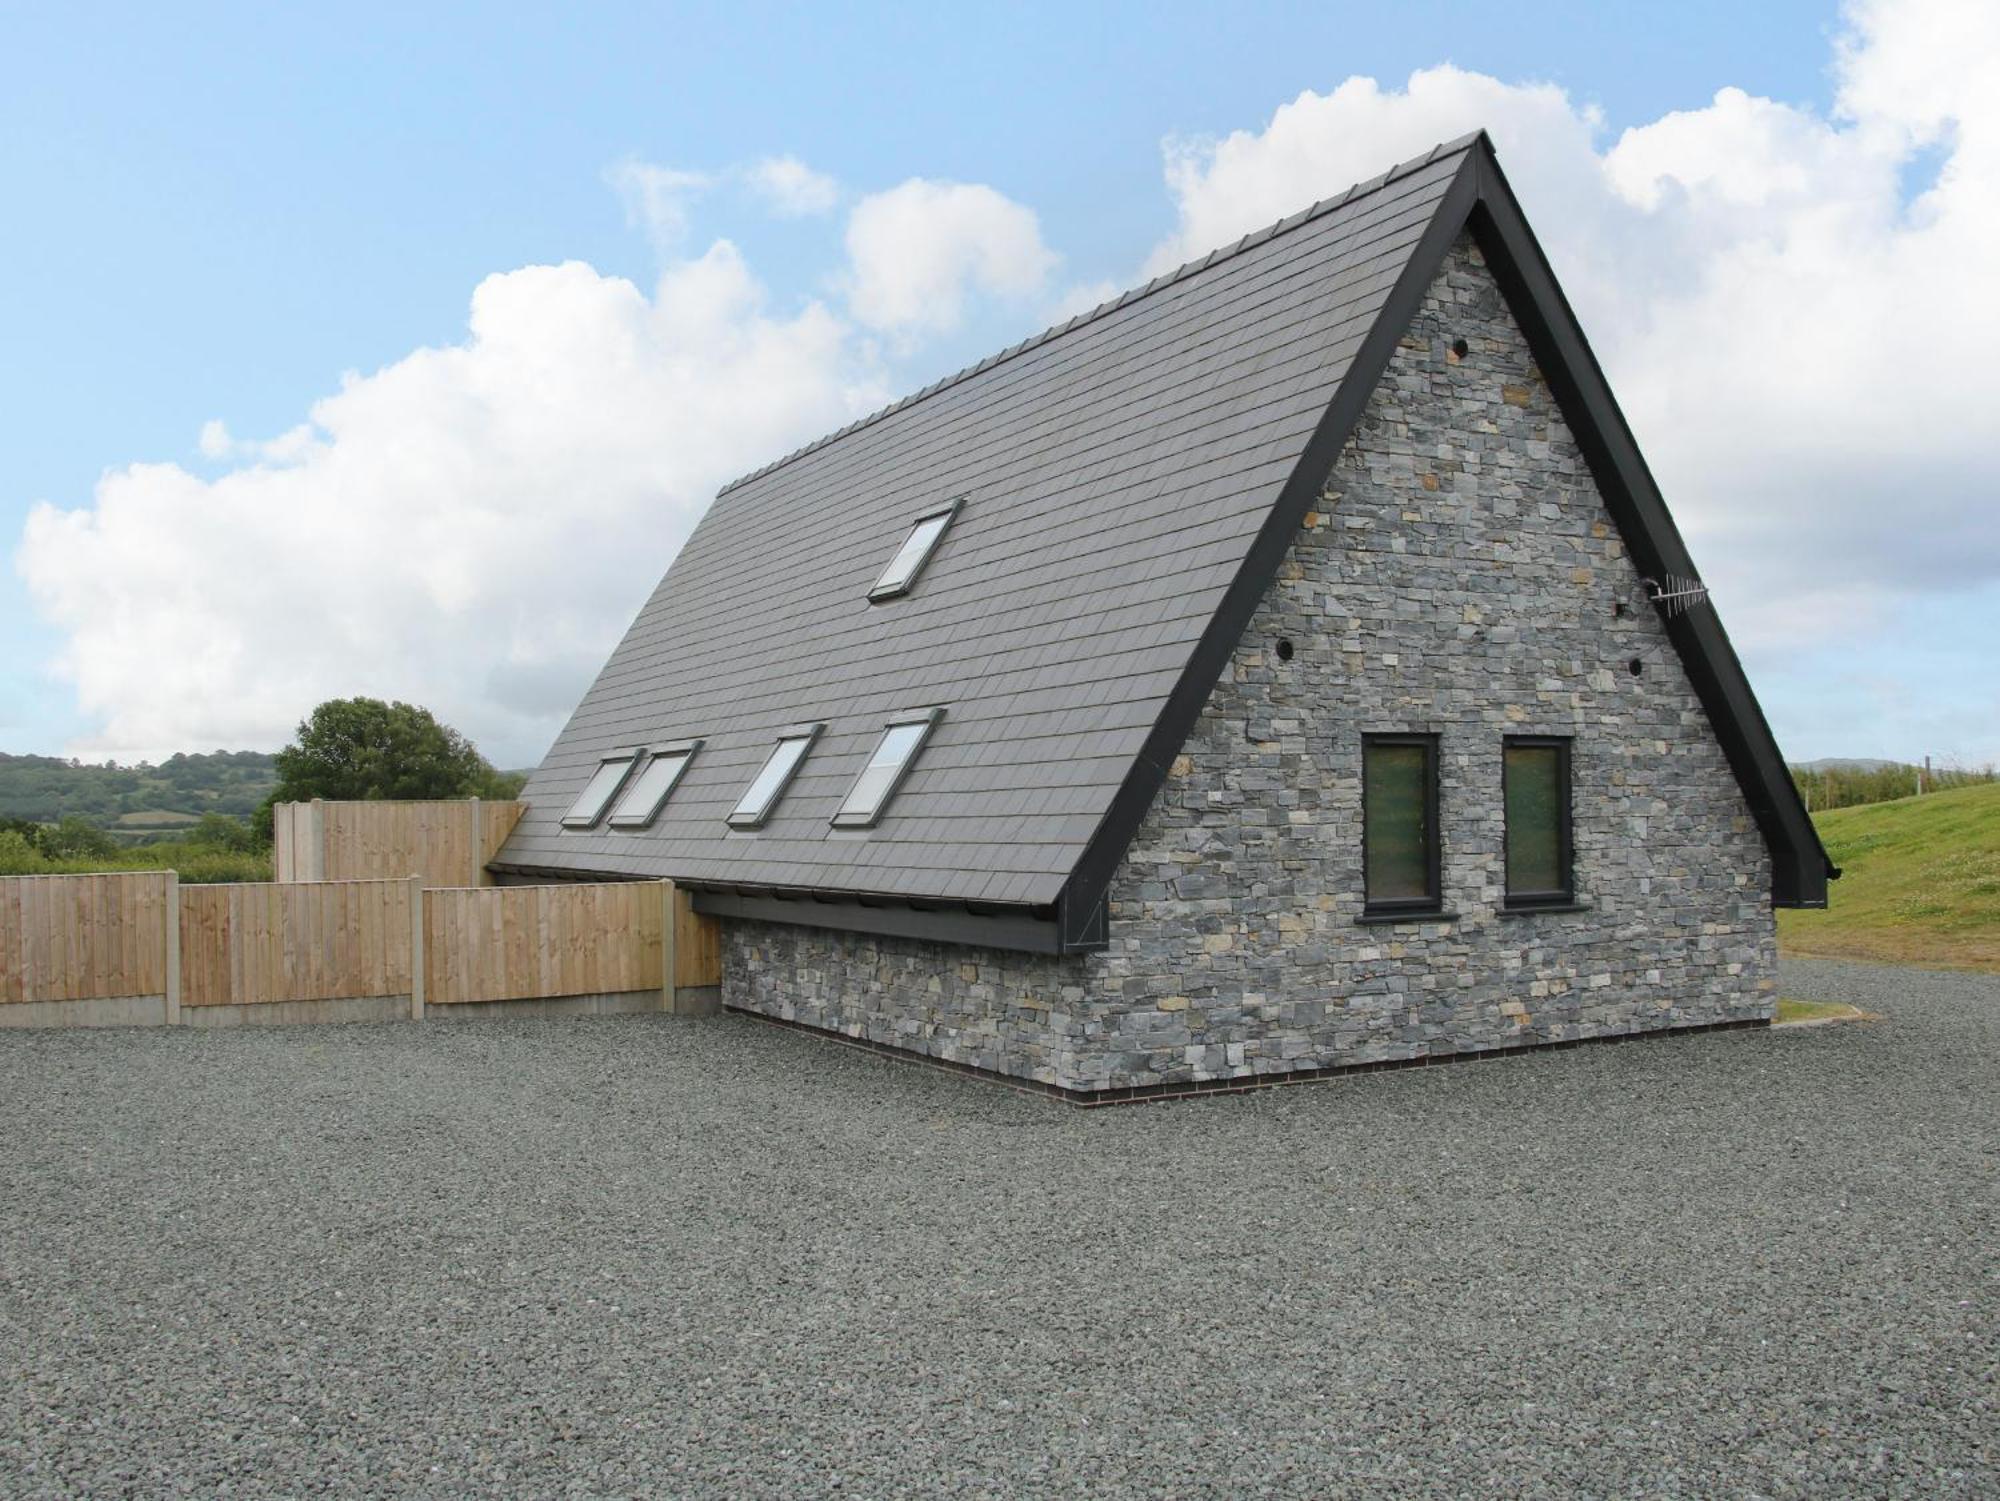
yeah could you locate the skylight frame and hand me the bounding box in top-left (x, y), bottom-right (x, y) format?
top-left (560, 753), bottom-right (640, 830)
top-left (831, 706), bottom-right (945, 830)
top-left (606, 738), bottom-right (704, 831)
top-left (867, 495), bottom-right (965, 602)
top-left (726, 723), bottom-right (824, 830)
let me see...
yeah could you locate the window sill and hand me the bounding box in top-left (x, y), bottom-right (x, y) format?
top-left (1497, 901), bottom-right (1592, 916)
top-left (1355, 909), bottom-right (1458, 927)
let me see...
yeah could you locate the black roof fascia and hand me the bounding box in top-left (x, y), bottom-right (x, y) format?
top-left (1463, 146), bottom-right (1832, 907)
top-left (693, 889), bottom-right (1065, 956)
top-left (1055, 134), bottom-right (1830, 931)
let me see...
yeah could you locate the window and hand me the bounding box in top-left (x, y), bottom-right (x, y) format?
top-left (1504, 737), bottom-right (1574, 907)
top-left (607, 740), bottom-right (702, 830)
top-left (833, 708), bottom-right (943, 828)
top-left (728, 725), bottom-right (822, 829)
top-left (1362, 734), bottom-right (1441, 914)
top-left (869, 497), bottom-right (963, 601)
top-left (561, 754), bottom-right (638, 829)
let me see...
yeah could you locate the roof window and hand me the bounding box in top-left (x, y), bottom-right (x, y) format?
top-left (833, 708), bottom-right (943, 828)
top-left (728, 725), bottom-right (823, 829)
top-left (561, 754), bottom-right (637, 829)
top-left (869, 497), bottom-right (963, 601)
top-left (607, 740), bottom-right (702, 829)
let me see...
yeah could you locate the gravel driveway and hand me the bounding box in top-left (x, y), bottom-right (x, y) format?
top-left (2, 958), bottom-right (1993, 1498)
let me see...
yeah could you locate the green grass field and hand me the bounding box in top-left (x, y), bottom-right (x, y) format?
top-left (1778, 780), bottom-right (2000, 971)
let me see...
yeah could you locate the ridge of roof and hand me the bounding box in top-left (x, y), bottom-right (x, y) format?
top-left (715, 129), bottom-right (1491, 498)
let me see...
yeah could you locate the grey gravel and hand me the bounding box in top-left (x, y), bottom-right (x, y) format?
top-left (2, 959), bottom-right (1993, 1499)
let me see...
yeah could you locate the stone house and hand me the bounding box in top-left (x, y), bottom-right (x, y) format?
top-left (494, 131), bottom-right (1835, 1101)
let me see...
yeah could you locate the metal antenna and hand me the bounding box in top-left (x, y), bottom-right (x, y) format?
top-left (1643, 574), bottom-right (1710, 618)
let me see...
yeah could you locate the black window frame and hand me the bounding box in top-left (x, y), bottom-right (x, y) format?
top-left (1361, 732), bottom-right (1443, 917)
top-left (831, 707), bottom-right (944, 830)
top-left (1502, 735), bottom-right (1576, 909)
top-left (606, 738), bottom-right (704, 831)
top-left (867, 495), bottom-right (964, 602)
top-left (726, 723), bottom-right (824, 830)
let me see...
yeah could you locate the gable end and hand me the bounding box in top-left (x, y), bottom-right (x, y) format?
top-left (1056, 135), bottom-right (1831, 945)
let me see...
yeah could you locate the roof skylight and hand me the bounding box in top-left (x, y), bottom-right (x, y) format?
top-left (869, 497), bottom-right (963, 601)
top-left (607, 740), bottom-right (702, 830)
top-left (832, 708), bottom-right (943, 829)
top-left (561, 754), bottom-right (637, 829)
top-left (727, 725), bottom-right (823, 829)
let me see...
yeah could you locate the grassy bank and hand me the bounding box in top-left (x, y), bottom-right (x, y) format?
top-left (1778, 780), bottom-right (2000, 971)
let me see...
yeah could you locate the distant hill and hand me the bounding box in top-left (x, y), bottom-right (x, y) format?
top-left (1778, 780), bottom-right (2000, 972)
top-left (1796, 757), bottom-right (1897, 773)
top-left (0, 751), bottom-right (277, 825)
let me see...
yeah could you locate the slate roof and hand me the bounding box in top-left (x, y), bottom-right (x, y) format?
top-left (496, 130), bottom-right (1834, 924)
top-left (497, 137), bottom-right (1480, 906)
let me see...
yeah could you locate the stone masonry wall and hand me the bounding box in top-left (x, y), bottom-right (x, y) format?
top-left (724, 234), bottom-right (1776, 1093)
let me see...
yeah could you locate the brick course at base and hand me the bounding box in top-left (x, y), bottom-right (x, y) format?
top-left (722, 233), bottom-right (1777, 1095)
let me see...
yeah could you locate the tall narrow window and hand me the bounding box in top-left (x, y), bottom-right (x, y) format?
top-left (728, 725), bottom-right (823, 829)
top-left (833, 708), bottom-right (943, 828)
top-left (869, 497), bottom-right (963, 601)
top-left (1362, 734), bottom-right (1441, 914)
top-left (607, 740), bottom-right (702, 830)
top-left (1504, 737), bottom-right (1574, 907)
top-left (561, 754), bottom-right (637, 830)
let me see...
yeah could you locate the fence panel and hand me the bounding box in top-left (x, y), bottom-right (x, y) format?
top-left (425, 882), bottom-right (663, 1005)
top-left (674, 889), bottom-right (722, 988)
top-left (274, 800), bottom-right (526, 888)
top-left (0, 872), bottom-right (170, 1005)
top-left (179, 879), bottom-right (413, 1008)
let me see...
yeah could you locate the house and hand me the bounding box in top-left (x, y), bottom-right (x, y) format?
top-left (493, 131), bottom-right (1836, 1100)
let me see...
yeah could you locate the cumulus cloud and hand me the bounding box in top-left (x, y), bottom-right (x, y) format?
top-left (746, 155), bottom-right (839, 217)
top-left (1142, 0), bottom-right (2000, 665)
top-left (843, 179), bottom-right (1059, 335)
top-left (18, 244), bottom-right (887, 763)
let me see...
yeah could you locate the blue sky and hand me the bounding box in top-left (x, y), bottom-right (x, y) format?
top-left (5, 0), bottom-right (1993, 769)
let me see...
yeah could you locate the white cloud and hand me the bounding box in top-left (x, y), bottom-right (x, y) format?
top-left (746, 155), bottom-right (839, 217)
top-left (17, 243), bottom-right (888, 764)
top-left (843, 179), bottom-right (1059, 335)
top-left (605, 160), bottom-right (713, 252)
top-left (1141, 0), bottom-right (2000, 668)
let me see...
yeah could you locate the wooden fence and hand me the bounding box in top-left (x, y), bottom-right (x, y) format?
top-left (0, 872), bottom-right (172, 1007)
top-left (273, 799), bottom-right (525, 888)
top-left (179, 878), bottom-right (415, 1010)
top-left (423, 883), bottom-right (666, 1006)
top-left (2, 871), bottom-right (718, 1025)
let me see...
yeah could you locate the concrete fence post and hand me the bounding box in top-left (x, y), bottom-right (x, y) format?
top-left (163, 870), bottom-right (181, 1027)
top-left (661, 879), bottom-right (677, 1014)
top-left (408, 874), bottom-right (426, 1022)
top-left (308, 798), bottom-right (327, 882)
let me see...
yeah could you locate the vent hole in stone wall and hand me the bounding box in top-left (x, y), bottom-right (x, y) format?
top-left (1448, 338), bottom-right (1470, 362)
top-left (1275, 639), bottom-right (1295, 662)
top-left (1628, 657), bottom-right (1644, 677)
top-left (1613, 600), bottom-right (1628, 618)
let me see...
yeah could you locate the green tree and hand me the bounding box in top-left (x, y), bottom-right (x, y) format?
top-left (261, 699), bottom-right (513, 836)
top-left (186, 812), bottom-right (257, 852)
top-left (38, 814), bottom-right (118, 860)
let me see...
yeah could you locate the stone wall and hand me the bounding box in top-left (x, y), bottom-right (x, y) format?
top-left (723, 233), bottom-right (1776, 1094)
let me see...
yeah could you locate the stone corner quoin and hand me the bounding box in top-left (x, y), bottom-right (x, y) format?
top-left (724, 233), bottom-right (1777, 1095)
